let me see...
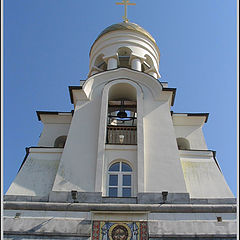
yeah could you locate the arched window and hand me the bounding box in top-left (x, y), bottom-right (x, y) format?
top-left (108, 161), bottom-right (133, 197)
top-left (177, 137), bottom-right (190, 150)
top-left (54, 136), bottom-right (67, 148)
top-left (117, 47), bottom-right (132, 69)
top-left (94, 54), bottom-right (107, 71)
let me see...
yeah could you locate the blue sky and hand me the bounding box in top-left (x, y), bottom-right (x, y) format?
top-left (3, 0), bottom-right (237, 196)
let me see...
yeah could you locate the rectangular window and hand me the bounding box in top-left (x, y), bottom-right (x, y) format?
top-left (109, 175), bottom-right (118, 186)
top-left (123, 175), bottom-right (131, 186)
top-left (122, 188), bottom-right (131, 197)
top-left (109, 188), bottom-right (118, 197)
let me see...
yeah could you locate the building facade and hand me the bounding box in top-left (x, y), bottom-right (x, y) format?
top-left (4, 21), bottom-right (236, 240)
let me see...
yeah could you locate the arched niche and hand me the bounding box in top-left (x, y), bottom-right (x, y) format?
top-left (54, 136), bottom-right (67, 148)
top-left (177, 137), bottom-right (190, 150)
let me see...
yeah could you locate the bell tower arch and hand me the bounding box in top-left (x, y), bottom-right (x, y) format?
top-left (95, 79), bottom-right (144, 194)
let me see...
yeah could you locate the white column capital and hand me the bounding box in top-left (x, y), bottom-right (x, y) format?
top-left (103, 54), bottom-right (119, 70)
top-left (129, 53), bottom-right (146, 64)
top-left (103, 53), bottom-right (119, 63)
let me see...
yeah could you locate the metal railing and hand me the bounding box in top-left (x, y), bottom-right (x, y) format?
top-left (106, 126), bottom-right (137, 145)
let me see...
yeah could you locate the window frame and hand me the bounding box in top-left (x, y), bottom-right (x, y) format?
top-left (107, 161), bottom-right (133, 197)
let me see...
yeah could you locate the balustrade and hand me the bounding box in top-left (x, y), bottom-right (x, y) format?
top-left (106, 126), bottom-right (137, 145)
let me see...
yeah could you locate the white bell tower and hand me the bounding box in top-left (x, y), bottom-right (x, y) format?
top-left (4, 7), bottom-right (236, 239)
top-left (6, 21), bottom-right (234, 201)
top-left (49, 21), bottom-right (189, 198)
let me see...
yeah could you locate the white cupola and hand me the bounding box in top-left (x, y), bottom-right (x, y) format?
top-left (88, 22), bottom-right (161, 79)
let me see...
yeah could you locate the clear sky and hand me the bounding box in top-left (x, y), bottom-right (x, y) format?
top-left (3, 0), bottom-right (237, 196)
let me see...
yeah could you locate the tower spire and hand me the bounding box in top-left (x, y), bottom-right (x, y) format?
top-left (116, 0), bottom-right (136, 23)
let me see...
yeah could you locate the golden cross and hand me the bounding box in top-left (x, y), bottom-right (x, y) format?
top-left (116, 0), bottom-right (136, 23)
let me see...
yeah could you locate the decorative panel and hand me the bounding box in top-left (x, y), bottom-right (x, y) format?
top-left (92, 221), bottom-right (148, 240)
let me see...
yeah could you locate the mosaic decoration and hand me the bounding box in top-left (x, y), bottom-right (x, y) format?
top-left (92, 221), bottom-right (148, 240)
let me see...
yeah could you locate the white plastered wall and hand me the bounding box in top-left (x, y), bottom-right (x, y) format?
top-left (52, 85), bottom-right (103, 192)
top-left (143, 87), bottom-right (188, 193)
top-left (37, 114), bottom-right (72, 147)
top-left (180, 151), bottom-right (234, 198)
top-left (6, 148), bottom-right (62, 196)
top-left (174, 125), bottom-right (208, 150)
top-left (38, 123), bottom-right (71, 147)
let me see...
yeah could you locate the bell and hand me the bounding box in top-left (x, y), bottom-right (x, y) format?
top-left (117, 100), bottom-right (127, 118)
top-left (117, 110), bottom-right (127, 118)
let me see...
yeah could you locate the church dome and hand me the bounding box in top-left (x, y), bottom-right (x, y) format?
top-left (89, 21), bottom-right (161, 79)
top-left (95, 22), bottom-right (156, 45)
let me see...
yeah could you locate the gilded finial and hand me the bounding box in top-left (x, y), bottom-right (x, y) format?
top-left (116, 0), bottom-right (136, 23)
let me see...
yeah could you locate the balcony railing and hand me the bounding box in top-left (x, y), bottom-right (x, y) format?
top-left (106, 126), bottom-right (137, 145)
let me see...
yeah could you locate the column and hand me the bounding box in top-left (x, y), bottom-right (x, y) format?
top-left (107, 57), bottom-right (118, 70)
top-left (131, 58), bottom-right (142, 71)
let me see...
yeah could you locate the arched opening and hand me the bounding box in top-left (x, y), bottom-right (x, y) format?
top-left (54, 136), bottom-right (67, 148)
top-left (117, 47), bottom-right (132, 69)
top-left (107, 83), bottom-right (137, 145)
top-left (142, 54), bottom-right (153, 72)
top-left (177, 138), bottom-right (190, 150)
top-left (94, 54), bottom-right (107, 71)
top-left (108, 161), bottom-right (133, 197)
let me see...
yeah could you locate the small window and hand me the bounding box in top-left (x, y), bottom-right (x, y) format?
top-left (54, 136), bottom-right (67, 148)
top-left (107, 161), bottom-right (133, 197)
